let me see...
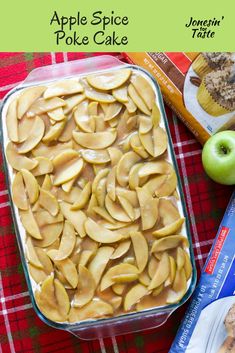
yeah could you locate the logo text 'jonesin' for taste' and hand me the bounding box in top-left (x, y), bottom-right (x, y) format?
top-left (185, 16), bottom-right (225, 38)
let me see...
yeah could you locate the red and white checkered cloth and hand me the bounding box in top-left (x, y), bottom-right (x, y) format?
top-left (0, 52), bottom-right (233, 353)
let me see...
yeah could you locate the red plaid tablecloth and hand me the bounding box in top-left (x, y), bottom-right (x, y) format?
top-left (0, 52), bottom-right (233, 353)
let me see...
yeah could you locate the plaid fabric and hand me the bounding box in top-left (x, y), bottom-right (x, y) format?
top-left (0, 52), bottom-right (233, 353)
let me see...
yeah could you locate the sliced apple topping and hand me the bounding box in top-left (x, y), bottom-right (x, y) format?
top-left (130, 231), bottom-right (148, 272)
top-left (6, 68), bottom-right (192, 323)
top-left (6, 99), bottom-right (19, 142)
top-left (18, 86), bottom-right (46, 119)
top-left (12, 172), bottom-right (28, 210)
top-left (128, 84), bottom-right (151, 115)
top-left (87, 69), bottom-right (131, 91)
top-left (27, 97), bottom-right (66, 117)
top-left (60, 201), bottom-right (87, 237)
top-left (116, 151), bottom-right (141, 187)
top-left (136, 187), bottom-right (159, 230)
top-left (112, 85), bottom-right (128, 103)
top-left (124, 284), bottom-right (149, 311)
top-left (73, 130), bottom-right (117, 150)
top-left (44, 79), bottom-right (83, 99)
top-left (88, 246), bottom-right (114, 286)
top-left (17, 116), bottom-right (45, 154)
top-left (151, 235), bottom-right (189, 253)
top-left (85, 218), bottom-right (123, 243)
top-left (100, 263), bottom-right (139, 291)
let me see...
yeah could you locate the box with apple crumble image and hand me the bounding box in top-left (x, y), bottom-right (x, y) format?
top-left (170, 191), bottom-right (235, 353)
top-left (124, 52), bottom-right (235, 145)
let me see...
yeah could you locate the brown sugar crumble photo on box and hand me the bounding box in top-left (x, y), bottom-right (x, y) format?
top-left (0, 56), bottom-right (196, 336)
top-left (124, 52), bottom-right (235, 143)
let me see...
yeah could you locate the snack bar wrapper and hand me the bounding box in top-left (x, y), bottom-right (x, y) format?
top-left (170, 191), bottom-right (235, 353)
top-left (124, 53), bottom-right (235, 144)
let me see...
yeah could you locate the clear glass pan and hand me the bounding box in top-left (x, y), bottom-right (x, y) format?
top-left (0, 55), bottom-right (196, 339)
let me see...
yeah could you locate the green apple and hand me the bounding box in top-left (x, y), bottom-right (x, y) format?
top-left (202, 131), bottom-right (235, 185)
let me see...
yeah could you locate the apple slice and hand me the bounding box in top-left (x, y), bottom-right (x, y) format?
top-left (106, 166), bottom-right (116, 202)
top-left (25, 236), bottom-right (43, 268)
top-left (32, 141), bottom-right (73, 158)
top-left (17, 116), bottom-right (45, 154)
top-left (159, 198), bottom-right (180, 226)
top-left (34, 210), bottom-right (63, 227)
top-left (12, 172), bottom-right (28, 210)
top-left (79, 250), bottom-right (93, 267)
top-left (139, 115), bottom-right (153, 134)
top-left (139, 129), bottom-right (154, 156)
top-left (139, 271), bottom-right (151, 286)
top-left (95, 177), bottom-right (107, 208)
top-left (28, 247), bottom-right (53, 283)
top-left (152, 103), bottom-right (161, 127)
top-left (110, 240), bottom-right (131, 260)
top-left (39, 188), bottom-right (59, 216)
top-left (87, 69), bottom-right (131, 91)
top-left (136, 187), bottom-right (159, 230)
top-left (116, 187), bottom-right (138, 208)
top-left (116, 151), bottom-right (141, 187)
top-left (128, 84), bottom-right (151, 115)
top-left (55, 257), bottom-right (79, 289)
top-left (69, 299), bottom-right (113, 322)
top-left (35, 275), bottom-right (70, 322)
top-left (73, 265), bottom-right (95, 307)
top-left (112, 85), bottom-right (128, 103)
top-left (131, 74), bottom-right (155, 110)
top-left (17, 86), bottom-right (46, 119)
top-left (86, 193), bottom-right (98, 217)
top-left (105, 195), bottom-right (131, 223)
top-left (107, 147), bottom-right (123, 166)
top-left (117, 195), bottom-right (136, 222)
top-left (88, 246), bottom-right (114, 286)
top-left (153, 126), bottom-right (167, 157)
top-left (31, 157), bottom-right (53, 176)
top-left (93, 206), bottom-right (115, 224)
top-left (84, 83), bottom-right (116, 103)
top-left (184, 250), bottom-right (192, 280)
top-left (27, 97), bottom-right (66, 117)
top-left (110, 296), bottom-right (122, 310)
top-left (42, 120), bottom-right (66, 143)
top-left (81, 149), bottom-right (110, 164)
top-left (41, 175), bottom-right (52, 191)
top-left (165, 255), bottom-right (177, 286)
top-left (152, 218), bottom-right (185, 238)
top-left (6, 99), bottom-right (19, 142)
top-left (53, 158), bottom-right (83, 186)
top-left (74, 100), bottom-right (95, 133)
top-left (148, 252), bottom-right (170, 290)
top-left (124, 96), bottom-right (137, 114)
top-left (124, 284), bottom-right (149, 311)
top-left (151, 235), bottom-right (189, 253)
top-left (57, 186), bottom-right (81, 204)
top-left (58, 114), bottom-right (76, 142)
top-left (19, 208), bottom-right (42, 239)
top-left (100, 263), bottom-right (139, 291)
top-left (129, 163), bottom-right (145, 190)
top-left (176, 247), bottom-right (185, 270)
top-left (33, 223), bottom-right (63, 247)
top-left (142, 175), bottom-right (167, 196)
top-left (85, 218), bottom-right (123, 243)
top-left (155, 170), bottom-right (177, 197)
top-left (130, 231), bottom-right (148, 272)
top-left (112, 284), bottom-right (125, 295)
top-left (148, 256), bottom-right (159, 279)
top-left (21, 169), bottom-right (39, 204)
top-left (71, 182), bottom-right (91, 210)
top-left (63, 93), bottom-right (86, 115)
top-left (130, 134), bottom-right (149, 159)
top-left (166, 268), bottom-right (187, 304)
top-left (54, 221), bottom-right (76, 260)
top-left (44, 79), bottom-right (83, 99)
top-left (72, 130), bottom-right (117, 149)
top-left (48, 107), bottom-right (65, 122)
top-left (104, 102), bottom-right (122, 121)
top-left (60, 201), bottom-right (87, 237)
top-left (138, 160), bottom-right (172, 178)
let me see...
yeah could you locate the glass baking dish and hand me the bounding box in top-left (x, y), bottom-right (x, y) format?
top-left (0, 55), bottom-right (196, 339)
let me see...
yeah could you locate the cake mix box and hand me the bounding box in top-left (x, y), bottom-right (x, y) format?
top-left (124, 53), bottom-right (235, 144)
top-left (170, 191), bottom-right (235, 353)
